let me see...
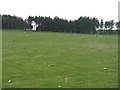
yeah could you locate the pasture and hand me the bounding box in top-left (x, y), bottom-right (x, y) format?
top-left (2, 30), bottom-right (118, 88)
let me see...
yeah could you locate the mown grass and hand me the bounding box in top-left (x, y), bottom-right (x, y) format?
top-left (2, 30), bottom-right (118, 88)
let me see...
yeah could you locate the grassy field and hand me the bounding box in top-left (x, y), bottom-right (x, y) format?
top-left (2, 30), bottom-right (118, 88)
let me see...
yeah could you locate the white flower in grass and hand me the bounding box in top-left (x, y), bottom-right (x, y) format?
top-left (58, 85), bottom-right (61, 88)
top-left (104, 67), bottom-right (107, 70)
top-left (8, 80), bottom-right (12, 83)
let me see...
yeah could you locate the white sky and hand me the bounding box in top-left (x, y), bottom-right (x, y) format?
top-left (0, 0), bottom-right (119, 21)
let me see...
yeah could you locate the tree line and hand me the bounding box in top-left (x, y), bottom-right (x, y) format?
top-left (2, 15), bottom-right (26, 29)
top-left (1, 15), bottom-right (120, 34)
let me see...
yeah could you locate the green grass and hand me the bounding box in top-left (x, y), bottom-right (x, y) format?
top-left (2, 30), bottom-right (118, 88)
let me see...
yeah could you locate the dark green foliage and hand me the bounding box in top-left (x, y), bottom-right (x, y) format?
top-left (109, 20), bottom-right (114, 30)
top-left (2, 15), bottom-right (27, 29)
top-left (2, 14), bottom-right (119, 34)
top-left (76, 17), bottom-right (97, 34)
top-left (100, 19), bottom-right (104, 29)
top-left (25, 16), bottom-right (100, 34)
top-left (116, 21), bottom-right (120, 29)
top-left (105, 21), bottom-right (109, 30)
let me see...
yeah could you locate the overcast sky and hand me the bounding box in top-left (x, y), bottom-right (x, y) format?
top-left (0, 0), bottom-right (119, 21)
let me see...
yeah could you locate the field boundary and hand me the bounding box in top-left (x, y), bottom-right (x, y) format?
top-left (0, 15), bottom-right (2, 89)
